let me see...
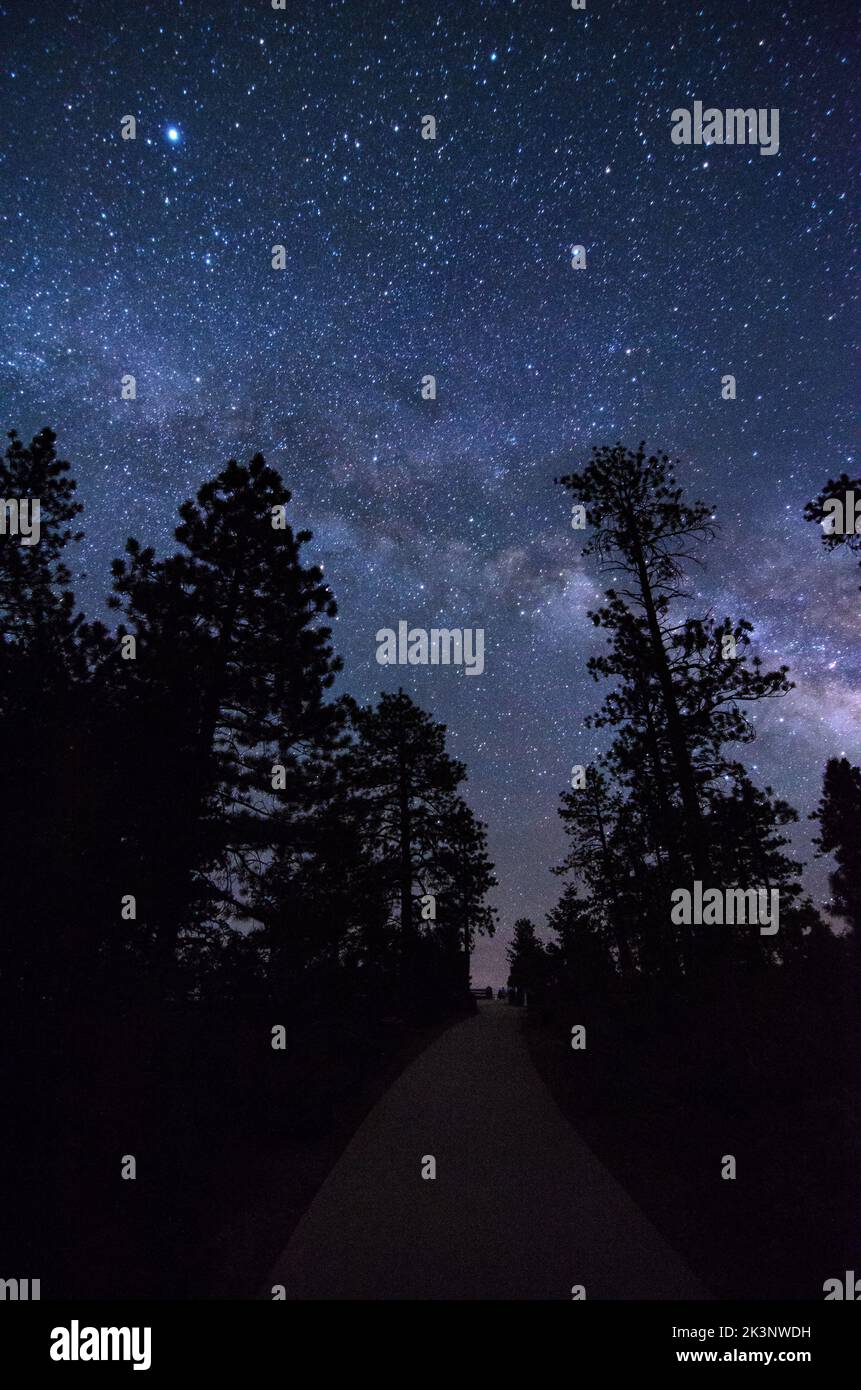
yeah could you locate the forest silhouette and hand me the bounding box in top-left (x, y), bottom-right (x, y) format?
top-left (1, 430), bottom-right (856, 1298)
top-left (506, 444), bottom-right (858, 1298)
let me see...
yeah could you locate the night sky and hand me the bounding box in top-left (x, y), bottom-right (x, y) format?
top-left (1, 0), bottom-right (856, 985)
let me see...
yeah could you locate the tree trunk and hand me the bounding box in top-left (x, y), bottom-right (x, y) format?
top-left (397, 737), bottom-right (413, 985)
top-left (627, 523), bottom-right (710, 882)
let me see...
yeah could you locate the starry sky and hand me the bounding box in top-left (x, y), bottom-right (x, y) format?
top-left (1, 0), bottom-right (857, 985)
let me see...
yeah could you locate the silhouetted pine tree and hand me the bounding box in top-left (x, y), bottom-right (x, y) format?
top-left (505, 918), bottom-right (545, 1005)
top-left (804, 473), bottom-right (861, 580)
top-left (546, 885), bottom-right (620, 992)
top-left (804, 481), bottom-right (861, 962)
top-left (345, 690), bottom-right (494, 1008)
top-left (253, 746), bottom-right (392, 1023)
top-left (107, 453), bottom-right (342, 985)
top-left (553, 764), bottom-right (640, 974)
top-left (707, 769), bottom-right (823, 967)
top-left (813, 757), bottom-right (861, 948)
top-left (0, 428), bottom-right (87, 998)
top-left (554, 442), bottom-right (818, 978)
top-left (435, 798), bottom-right (497, 1000)
top-left (557, 443), bottom-right (715, 879)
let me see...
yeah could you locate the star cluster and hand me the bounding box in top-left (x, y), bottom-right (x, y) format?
top-left (0, 0), bottom-right (856, 982)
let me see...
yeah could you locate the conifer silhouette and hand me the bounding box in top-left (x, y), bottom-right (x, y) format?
top-left (553, 443), bottom-right (821, 979)
top-left (813, 757), bottom-right (861, 947)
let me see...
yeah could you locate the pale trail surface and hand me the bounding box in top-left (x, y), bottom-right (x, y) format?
top-left (268, 1001), bottom-right (710, 1300)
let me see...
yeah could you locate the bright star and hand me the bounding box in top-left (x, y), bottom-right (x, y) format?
top-left (165, 126), bottom-right (181, 143)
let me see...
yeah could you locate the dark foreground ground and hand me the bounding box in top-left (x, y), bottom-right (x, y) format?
top-left (525, 964), bottom-right (859, 1300)
top-left (6, 961), bottom-right (854, 1300)
top-left (4, 1000), bottom-right (463, 1299)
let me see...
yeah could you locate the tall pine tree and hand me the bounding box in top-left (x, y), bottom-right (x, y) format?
top-left (108, 453), bottom-right (342, 983)
top-left (813, 757), bottom-right (861, 947)
top-left (345, 690), bottom-right (495, 1006)
top-left (555, 442), bottom-right (818, 977)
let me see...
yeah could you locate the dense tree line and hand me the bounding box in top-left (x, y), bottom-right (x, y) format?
top-left (805, 471), bottom-right (861, 956)
top-left (508, 444), bottom-right (854, 998)
top-left (0, 428), bottom-right (496, 1023)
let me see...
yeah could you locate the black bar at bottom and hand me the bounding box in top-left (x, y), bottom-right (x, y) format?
top-left (0, 1299), bottom-right (854, 1377)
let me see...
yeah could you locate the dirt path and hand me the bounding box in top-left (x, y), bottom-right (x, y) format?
top-left (266, 1002), bottom-right (711, 1299)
